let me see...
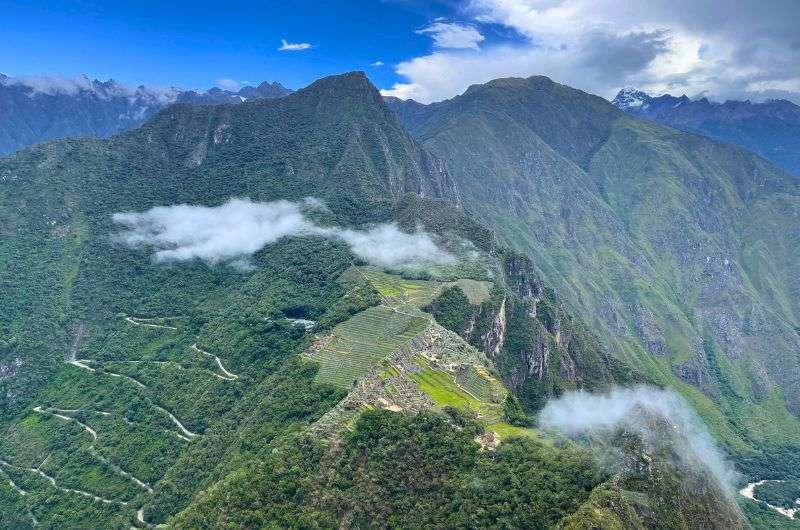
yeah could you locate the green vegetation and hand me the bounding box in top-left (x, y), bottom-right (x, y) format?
top-left (426, 284), bottom-right (474, 333)
top-left (172, 409), bottom-right (607, 529)
top-left (409, 357), bottom-right (502, 422)
top-left (308, 305), bottom-right (428, 387)
top-left (389, 74), bottom-right (800, 458)
top-left (755, 481), bottom-right (800, 510)
top-left (0, 70), bottom-right (757, 528)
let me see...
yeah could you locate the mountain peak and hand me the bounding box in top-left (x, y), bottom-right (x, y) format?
top-left (304, 71), bottom-right (371, 91)
top-left (297, 71), bottom-right (382, 106)
top-left (246, 80), bottom-right (292, 99)
top-left (612, 87), bottom-right (653, 109)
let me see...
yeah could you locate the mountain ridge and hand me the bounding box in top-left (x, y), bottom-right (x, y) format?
top-left (0, 73), bottom-right (292, 156)
top-left (386, 75), bottom-right (800, 454)
top-left (0, 70), bottom-right (790, 529)
top-left (612, 87), bottom-right (800, 176)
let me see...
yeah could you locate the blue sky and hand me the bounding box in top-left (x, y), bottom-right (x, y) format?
top-left (2, 0), bottom-right (798, 104)
top-left (0, 0), bottom-right (456, 90)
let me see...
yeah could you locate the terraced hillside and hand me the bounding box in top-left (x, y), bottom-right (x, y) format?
top-left (308, 305), bottom-right (428, 387)
top-left (306, 266), bottom-right (531, 440)
top-left (307, 267), bottom-right (443, 387)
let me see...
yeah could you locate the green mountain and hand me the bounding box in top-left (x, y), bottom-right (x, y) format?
top-left (0, 72), bottom-right (770, 528)
top-left (386, 75), bottom-right (800, 458)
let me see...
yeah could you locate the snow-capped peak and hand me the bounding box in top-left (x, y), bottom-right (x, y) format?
top-left (612, 87), bottom-right (652, 110)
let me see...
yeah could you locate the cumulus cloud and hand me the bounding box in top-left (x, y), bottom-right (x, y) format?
top-left (416, 22), bottom-right (485, 50)
top-left (278, 39), bottom-right (313, 51)
top-left (112, 198), bottom-right (454, 270)
top-left (540, 385), bottom-right (737, 491)
top-left (381, 0), bottom-right (800, 104)
top-left (371, 61), bottom-right (385, 67)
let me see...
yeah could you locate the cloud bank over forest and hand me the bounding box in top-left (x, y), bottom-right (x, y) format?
top-left (540, 386), bottom-right (737, 492)
top-left (113, 198), bottom-right (454, 269)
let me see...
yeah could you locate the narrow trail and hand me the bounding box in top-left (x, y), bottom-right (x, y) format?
top-left (153, 405), bottom-right (199, 439)
top-left (740, 480), bottom-right (800, 519)
top-left (0, 466), bottom-right (38, 526)
top-left (191, 343), bottom-right (238, 380)
top-left (33, 406), bottom-right (153, 493)
top-left (33, 406), bottom-right (97, 440)
top-left (122, 417), bottom-right (191, 443)
top-left (89, 447), bottom-right (153, 493)
top-left (0, 464), bottom-right (27, 496)
top-left (105, 369), bottom-right (147, 389)
top-left (123, 316), bottom-right (177, 331)
top-left (69, 359), bottom-right (96, 372)
top-left (0, 459), bottom-right (127, 506)
top-left (47, 407), bottom-right (110, 416)
top-left (115, 359), bottom-right (232, 382)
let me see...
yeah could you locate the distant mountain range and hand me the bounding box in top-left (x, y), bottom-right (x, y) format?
top-left (0, 74), bottom-right (292, 155)
top-left (613, 88), bottom-right (800, 176)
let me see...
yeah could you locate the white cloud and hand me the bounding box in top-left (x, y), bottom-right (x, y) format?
top-left (371, 61), bottom-right (385, 67)
top-left (113, 198), bottom-right (454, 270)
top-left (215, 78), bottom-right (252, 91)
top-left (540, 386), bottom-right (737, 492)
top-left (278, 39), bottom-right (313, 51)
top-left (382, 0), bottom-right (800, 104)
top-left (1, 74), bottom-right (184, 105)
top-left (4, 74), bottom-right (96, 96)
top-left (336, 224), bottom-right (454, 269)
top-left (416, 22), bottom-right (485, 51)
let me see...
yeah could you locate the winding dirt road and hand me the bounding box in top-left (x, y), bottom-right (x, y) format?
top-left (33, 406), bottom-right (154, 493)
top-left (191, 343), bottom-right (238, 380)
top-left (124, 316), bottom-right (178, 330)
top-left (153, 405), bottom-right (199, 439)
top-left (1, 459), bottom-right (127, 506)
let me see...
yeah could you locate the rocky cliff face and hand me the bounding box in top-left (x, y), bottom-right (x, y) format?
top-left (446, 252), bottom-right (630, 410)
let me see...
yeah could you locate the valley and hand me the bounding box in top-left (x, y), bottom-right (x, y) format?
top-left (1, 70), bottom-right (797, 528)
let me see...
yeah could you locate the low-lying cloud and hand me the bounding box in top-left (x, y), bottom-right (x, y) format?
top-left (335, 224), bottom-right (453, 269)
top-left (540, 385), bottom-right (736, 492)
top-left (112, 198), bottom-right (454, 269)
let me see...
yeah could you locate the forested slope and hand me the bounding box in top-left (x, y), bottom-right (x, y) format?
top-left (0, 72), bottom-right (758, 528)
top-left (387, 77), bottom-right (800, 461)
